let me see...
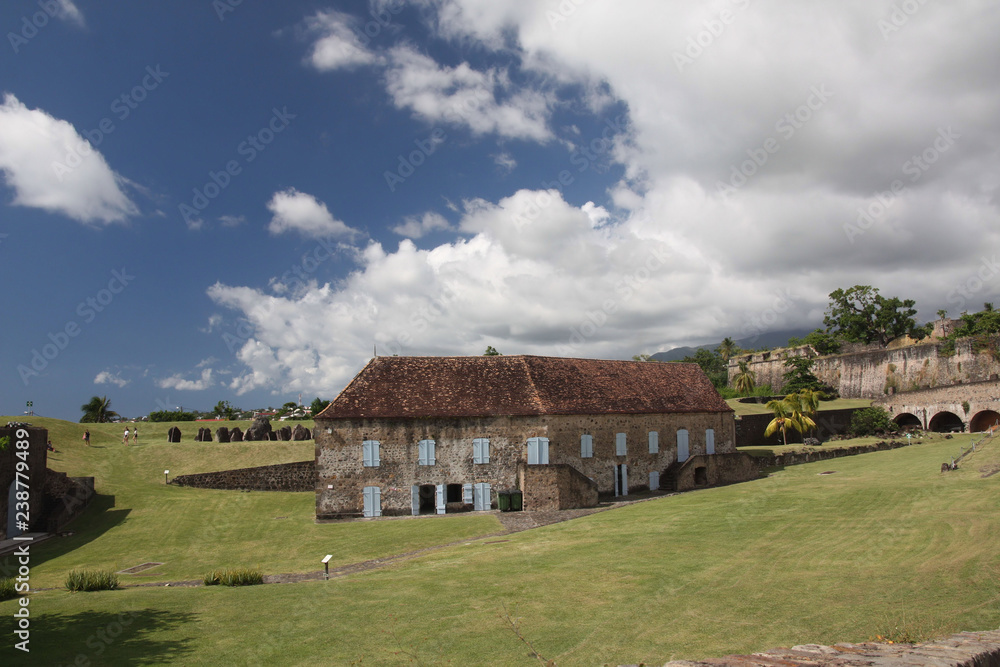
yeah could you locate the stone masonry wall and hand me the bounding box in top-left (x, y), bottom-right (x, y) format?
top-left (315, 411), bottom-right (736, 518)
top-left (0, 426), bottom-right (48, 540)
top-left (875, 379), bottom-right (1000, 431)
top-left (736, 408), bottom-right (863, 447)
top-left (729, 335), bottom-right (1000, 399)
top-left (171, 461), bottom-right (315, 492)
top-left (522, 464), bottom-right (599, 511)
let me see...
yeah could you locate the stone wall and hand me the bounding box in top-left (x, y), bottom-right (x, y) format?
top-left (736, 408), bottom-right (864, 447)
top-left (0, 425), bottom-right (48, 540)
top-left (729, 335), bottom-right (1000, 399)
top-left (315, 411), bottom-right (736, 518)
top-left (171, 461), bottom-right (315, 492)
top-left (875, 379), bottom-right (1000, 431)
top-left (750, 439), bottom-right (912, 468)
top-left (521, 464), bottom-right (599, 511)
top-left (672, 453), bottom-right (762, 492)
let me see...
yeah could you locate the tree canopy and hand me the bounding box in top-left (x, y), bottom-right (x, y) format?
top-left (483, 346), bottom-right (502, 356)
top-left (823, 285), bottom-right (929, 347)
top-left (80, 395), bottom-right (118, 423)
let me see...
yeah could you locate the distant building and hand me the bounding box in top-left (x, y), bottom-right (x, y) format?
top-left (314, 355), bottom-right (744, 519)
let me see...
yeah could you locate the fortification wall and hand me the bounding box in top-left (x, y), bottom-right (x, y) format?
top-left (170, 461), bottom-right (315, 492)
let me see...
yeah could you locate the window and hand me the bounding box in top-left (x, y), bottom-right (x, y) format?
top-left (648, 431), bottom-right (659, 454)
top-left (473, 437), bottom-right (490, 464)
top-left (677, 429), bottom-right (689, 462)
top-left (363, 486), bottom-right (381, 517)
top-left (705, 429), bottom-right (715, 455)
top-left (473, 482), bottom-right (492, 511)
top-left (463, 483), bottom-right (474, 504)
top-left (527, 437), bottom-right (549, 464)
top-left (362, 440), bottom-right (380, 467)
top-left (580, 434), bottom-right (593, 458)
top-left (649, 471), bottom-right (660, 490)
top-left (418, 439), bottom-right (436, 465)
top-left (615, 432), bottom-right (627, 456)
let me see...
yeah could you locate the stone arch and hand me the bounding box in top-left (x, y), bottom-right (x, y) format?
top-left (969, 410), bottom-right (1000, 433)
top-left (928, 411), bottom-right (964, 433)
top-left (893, 412), bottom-right (923, 430)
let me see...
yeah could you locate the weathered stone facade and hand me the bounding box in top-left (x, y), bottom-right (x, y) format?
top-left (171, 461), bottom-right (315, 492)
top-left (521, 464), bottom-right (598, 511)
top-left (875, 379), bottom-right (1000, 432)
top-left (736, 408), bottom-right (864, 446)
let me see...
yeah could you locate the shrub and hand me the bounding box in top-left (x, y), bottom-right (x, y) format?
top-left (849, 407), bottom-right (899, 437)
top-left (204, 567), bottom-right (263, 587)
top-left (0, 577), bottom-right (16, 601)
top-left (65, 569), bottom-right (120, 592)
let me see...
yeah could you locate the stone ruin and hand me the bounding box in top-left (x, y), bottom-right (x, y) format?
top-left (216, 427), bottom-right (230, 443)
top-left (229, 427), bottom-right (243, 442)
top-left (277, 426), bottom-right (291, 441)
top-left (245, 415), bottom-right (273, 442)
top-left (167, 426), bottom-right (181, 443)
top-left (292, 424), bottom-right (311, 441)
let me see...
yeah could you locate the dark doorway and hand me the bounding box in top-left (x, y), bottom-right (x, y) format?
top-left (928, 411), bottom-right (964, 433)
top-left (970, 410), bottom-right (1000, 433)
top-left (419, 484), bottom-right (436, 514)
top-left (446, 484), bottom-right (462, 503)
top-left (694, 467), bottom-right (708, 486)
top-left (894, 413), bottom-right (922, 430)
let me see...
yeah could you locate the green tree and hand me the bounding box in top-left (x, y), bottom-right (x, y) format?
top-left (796, 388), bottom-right (828, 417)
top-left (787, 329), bottom-right (842, 355)
top-left (781, 357), bottom-right (825, 393)
top-left (848, 407), bottom-right (899, 437)
top-left (309, 397), bottom-right (331, 416)
top-left (937, 309), bottom-right (948, 320)
top-left (632, 353), bottom-right (653, 362)
top-left (483, 346), bottom-right (501, 356)
top-left (823, 285), bottom-right (929, 347)
top-left (732, 359), bottom-right (756, 395)
top-left (275, 401), bottom-right (299, 418)
top-left (764, 394), bottom-right (816, 445)
top-left (678, 348), bottom-right (727, 390)
top-left (80, 395), bottom-right (118, 423)
top-left (716, 337), bottom-right (738, 362)
top-left (214, 400), bottom-right (236, 420)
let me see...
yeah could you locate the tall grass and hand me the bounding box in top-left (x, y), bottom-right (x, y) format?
top-left (0, 577), bottom-right (16, 601)
top-left (203, 567), bottom-right (263, 587)
top-left (65, 569), bottom-right (120, 592)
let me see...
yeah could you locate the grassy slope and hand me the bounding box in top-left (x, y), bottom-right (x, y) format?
top-left (3, 417), bottom-right (501, 588)
top-left (3, 423), bottom-right (1000, 665)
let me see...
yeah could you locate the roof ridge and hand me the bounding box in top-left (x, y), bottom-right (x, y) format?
top-left (316, 356), bottom-right (378, 419)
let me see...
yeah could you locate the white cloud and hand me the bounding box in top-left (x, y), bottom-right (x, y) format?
top-left (305, 10), bottom-right (382, 71)
top-left (94, 370), bottom-right (128, 388)
top-left (219, 214), bottom-right (245, 228)
top-left (492, 151), bottom-right (517, 173)
top-left (55, 0), bottom-right (85, 27)
top-left (157, 368), bottom-right (214, 392)
top-left (0, 94), bottom-right (137, 224)
top-left (383, 46), bottom-right (553, 142)
top-left (266, 188), bottom-right (360, 239)
top-left (392, 211), bottom-right (452, 238)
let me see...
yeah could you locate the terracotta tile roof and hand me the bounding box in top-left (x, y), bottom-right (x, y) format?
top-left (316, 355), bottom-right (733, 420)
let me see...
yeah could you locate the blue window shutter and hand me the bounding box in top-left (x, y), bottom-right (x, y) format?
top-left (482, 438), bottom-right (489, 463)
top-left (483, 483), bottom-right (491, 510)
top-left (473, 438), bottom-right (489, 464)
top-left (677, 430), bottom-right (689, 462)
top-left (362, 440), bottom-right (372, 467)
top-left (650, 471), bottom-right (660, 490)
top-left (373, 441), bottom-right (380, 467)
top-left (613, 465), bottom-right (619, 496)
top-left (474, 483), bottom-right (492, 511)
top-left (616, 432), bottom-right (627, 456)
top-left (705, 429), bottom-right (715, 455)
top-left (428, 440), bottom-right (436, 465)
top-left (527, 437), bottom-right (539, 465)
top-left (418, 440), bottom-right (427, 465)
top-left (621, 464), bottom-right (628, 496)
top-left (436, 484), bottom-right (446, 514)
top-left (411, 485), bottom-right (419, 516)
top-left (463, 483), bottom-right (474, 504)
top-left (373, 486), bottom-right (381, 517)
top-left (581, 434), bottom-right (593, 458)
top-left (649, 431), bottom-right (659, 454)
top-left (540, 437), bottom-right (549, 464)
top-left (363, 486), bottom-right (381, 517)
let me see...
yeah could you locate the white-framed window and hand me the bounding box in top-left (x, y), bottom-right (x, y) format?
top-left (648, 431), bottom-right (659, 454)
top-left (677, 429), bottom-right (689, 462)
top-left (473, 437), bottom-right (490, 464)
top-left (616, 432), bottom-right (627, 456)
top-left (363, 486), bottom-right (382, 517)
top-left (418, 439), bottom-right (436, 465)
top-left (705, 429), bottom-right (715, 455)
top-left (527, 437), bottom-right (549, 464)
top-left (580, 434), bottom-right (593, 458)
top-left (362, 439), bottom-right (381, 467)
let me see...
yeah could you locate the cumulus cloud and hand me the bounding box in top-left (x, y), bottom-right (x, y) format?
top-left (304, 10), bottom-right (382, 71)
top-left (266, 188), bottom-right (360, 239)
top-left (219, 214), bottom-right (245, 228)
top-left (392, 211), bottom-right (452, 238)
top-left (94, 370), bottom-right (128, 388)
top-left (158, 368), bottom-right (214, 392)
top-left (55, 0), bottom-right (86, 27)
top-left (0, 94), bottom-right (138, 224)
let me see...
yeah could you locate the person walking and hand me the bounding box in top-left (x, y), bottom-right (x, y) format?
top-left (123, 426), bottom-right (130, 445)
top-left (132, 427), bottom-right (138, 446)
top-left (83, 429), bottom-right (90, 446)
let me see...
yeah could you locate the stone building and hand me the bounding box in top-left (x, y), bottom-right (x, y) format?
top-left (314, 355), bottom-right (737, 519)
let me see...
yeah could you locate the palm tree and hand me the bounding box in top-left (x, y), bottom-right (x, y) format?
top-left (783, 392), bottom-right (817, 435)
top-left (733, 359), bottom-right (756, 395)
top-left (717, 337), bottom-right (737, 362)
top-left (80, 395), bottom-right (118, 423)
top-left (797, 388), bottom-right (827, 418)
top-left (764, 399), bottom-right (794, 446)
top-left (764, 394), bottom-right (816, 445)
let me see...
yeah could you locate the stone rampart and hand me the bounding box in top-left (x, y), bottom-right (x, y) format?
top-left (171, 460), bottom-right (315, 492)
top-left (522, 464), bottom-right (598, 511)
top-left (736, 408), bottom-right (863, 447)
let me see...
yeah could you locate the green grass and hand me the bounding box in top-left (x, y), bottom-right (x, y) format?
top-left (204, 567), bottom-right (263, 587)
top-left (5, 417), bottom-right (1000, 665)
top-left (728, 397), bottom-right (873, 416)
top-left (65, 569), bottom-right (120, 592)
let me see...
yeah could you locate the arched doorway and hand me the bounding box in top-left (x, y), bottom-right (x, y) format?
top-left (970, 410), bottom-right (1000, 433)
top-left (893, 413), bottom-right (923, 430)
top-left (928, 411), bottom-right (964, 433)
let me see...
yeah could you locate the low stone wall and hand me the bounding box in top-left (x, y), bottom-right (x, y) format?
top-left (42, 471), bottom-right (96, 532)
top-left (171, 461), bottom-right (315, 492)
top-left (749, 439), bottom-right (911, 469)
top-left (522, 464), bottom-right (599, 511)
top-left (660, 628), bottom-right (1000, 666)
top-left (736, 408), bottom-right (864, 447)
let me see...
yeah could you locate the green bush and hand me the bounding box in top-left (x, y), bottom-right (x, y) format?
top-left (849, 407), bottom-right (899, 437)
top-left (204, 567), bottom-right (263, 587)
top-left (65, 569), bottom-right (120, 592)
top-left (0, 577), bottom-right (17, 601)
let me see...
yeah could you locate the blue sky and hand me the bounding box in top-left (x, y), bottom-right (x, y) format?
top-left (1, 0), bottom-right (998, 421)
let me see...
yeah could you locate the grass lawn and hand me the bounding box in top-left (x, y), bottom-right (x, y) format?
top-left (727, 397), bottom-right (873, 416)
top-left (3, 419), bottom-right (1000, 665)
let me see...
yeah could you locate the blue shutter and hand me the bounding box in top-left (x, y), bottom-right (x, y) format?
top-left (418, 439), bottom-right (435, 465)
top-left (677, 430), bottom-right (689, 462)
top-left (411, 485), bottom-right (419, 516)
top-left (363, 486), bottom-right (381, 517)
top-left (373, 441), bottom-right (380, 466)
top-left (473, 438), bottom-right (489, 464)
top-left (616, 432), bottom-right (627, 456)
top-left (613, 465), bottom-right (619, 497)
top-left (648, 431), bottom-right (659, 454)
top-left (649, 471), bottom-right (660, 490)
top-left (363, 440), bottom-right (380, 467)
top-left (436, 484), bottom-right (446, 514)
top-left (527, 437), bottom-right (539, 465)
top-left (428, 440), bottom-right (436, 465)
top-left (581, 434), bottom-right (593, 458)
top-left (705, 429), bottom-right (715, 455)
top-left (474, 483), bottom-right (492, 511)
top-left (481, 438), bottom-right (490, 463)
top-left (463, 483), bottom-right (474, 504)
top-left (621, 464), bottom-right (628, 496)
top-left (540, 437), bottom-right (549, 464)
